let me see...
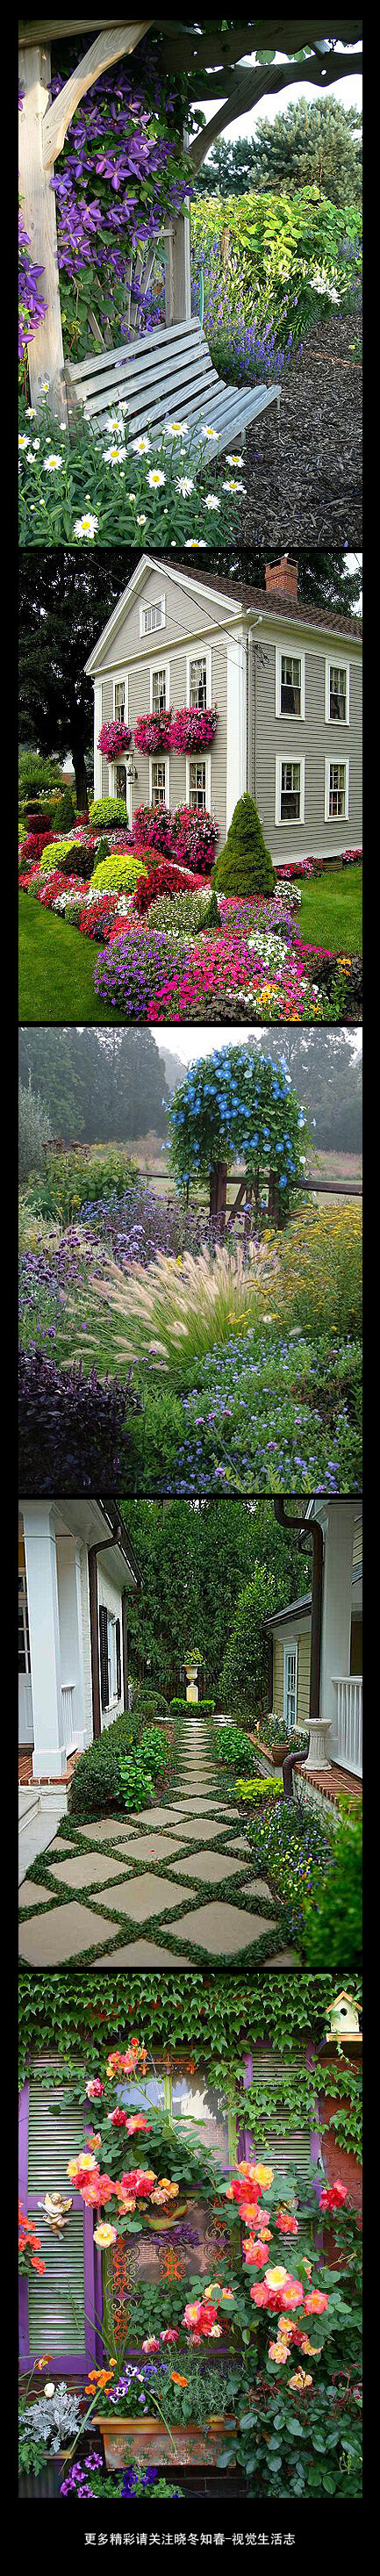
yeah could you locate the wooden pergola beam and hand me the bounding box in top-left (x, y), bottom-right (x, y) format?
top-left (42, 20), bottom-right (153, 167)
top-left (189, 47), bottom-right (362, 173)
top-left (159, 19), bottom-right (362, 74)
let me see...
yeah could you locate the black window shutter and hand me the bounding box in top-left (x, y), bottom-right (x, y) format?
top-left (99, 1604), bottom-right (109, 1711)
top-left (116, 1618), bottom-right (121, 1700)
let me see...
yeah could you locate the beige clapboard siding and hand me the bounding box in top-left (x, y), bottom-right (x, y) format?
top-left (100, 629), bottom-right (229, 840)
top-left (273, 1637), bottom-right (283, 1719)
top-left (105, 565), bottom-right (240, 665)
top-left (255, 640), bottom-right (362, 859)
top-left (272, 1628), bottom-right (311, 1725)
top-left (298, 1631), bottom-right (312, 1726)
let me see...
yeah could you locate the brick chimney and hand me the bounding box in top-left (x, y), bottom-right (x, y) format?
top-left (265, 556), bottom-right (298, 601)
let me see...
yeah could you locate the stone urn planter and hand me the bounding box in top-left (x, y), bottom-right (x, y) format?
top-left (18, 2451), bottom-right (69, 2500)
top-left (94, 2414), bottom-right (236, 2472)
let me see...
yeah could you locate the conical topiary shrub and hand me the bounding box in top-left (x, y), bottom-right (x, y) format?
top-left (212, 793), bottom-right (275, 897)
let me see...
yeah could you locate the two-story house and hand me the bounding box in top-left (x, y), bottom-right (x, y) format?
top-left (86, 552), bottom-right (362, 866)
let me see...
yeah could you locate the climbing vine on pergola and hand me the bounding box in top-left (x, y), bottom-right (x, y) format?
top-left (168, 1043), bottom-right (310, 1233)
top-left (18, 18), bottom-right (362, 420)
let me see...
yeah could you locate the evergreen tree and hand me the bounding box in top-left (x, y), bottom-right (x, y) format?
top-left (213, 792), bottom-right (275, 896)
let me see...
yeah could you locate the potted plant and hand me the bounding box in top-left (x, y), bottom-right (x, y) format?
top-left (94, 2353), bottom-right (239, 2470)
top-left (18, 2378), bottom-right (84, 2499)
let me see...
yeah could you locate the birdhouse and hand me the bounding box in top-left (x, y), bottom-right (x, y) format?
top-left (325, 1992), bottom-right (362, 2044)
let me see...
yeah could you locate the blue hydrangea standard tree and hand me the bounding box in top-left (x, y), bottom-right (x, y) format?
top-left (167, 1042), bottom-right (309, 1233)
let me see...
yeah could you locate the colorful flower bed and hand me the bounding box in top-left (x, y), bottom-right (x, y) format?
top-left (21, 2026), bottom-right (360, 2499)
top-left (18, 807), bottom-right (361, 1021)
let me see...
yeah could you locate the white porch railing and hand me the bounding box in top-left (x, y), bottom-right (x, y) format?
top-left (61, 1683), bottom-right (75, 1750)
top-left (332, 1676), bottom-right (362, 1778)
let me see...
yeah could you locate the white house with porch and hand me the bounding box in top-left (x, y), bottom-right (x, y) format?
top-left (264, 1500), bottom-right (362, 1788)
top-left (18, 1499), bottom-right (140, 1783)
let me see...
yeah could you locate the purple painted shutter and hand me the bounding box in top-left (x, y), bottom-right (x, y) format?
top-left (18, 2077), bottom-right (102, 2372)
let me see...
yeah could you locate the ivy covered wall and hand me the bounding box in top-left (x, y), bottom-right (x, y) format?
top-left (18, 1972), bottom-right (362, 2167)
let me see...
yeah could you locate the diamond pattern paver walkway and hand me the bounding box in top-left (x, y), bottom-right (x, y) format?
top-left (18, 1716), bottom-right (297, 1964)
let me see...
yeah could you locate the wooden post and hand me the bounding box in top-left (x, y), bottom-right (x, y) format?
top-left (210, 1160), bottom-right (227, 1240)
top-left (164, 128), bottom-right (191, 324)
top-left (243, 1182), bottom-right (253, 1248)
top-left (268, 1169), bottom-right (280, 1228)
top-left (18, 42), bottom-right (68, 424)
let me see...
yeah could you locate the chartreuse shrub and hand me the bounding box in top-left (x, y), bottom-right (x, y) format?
top-left (39, 838), bottom-right (84, 876)
top-left (90, 855), bottom-right (148, 896)
top-left (213, 794), bottom-right (275, 898)
top-left (90, 798), bottom-right (130, 830)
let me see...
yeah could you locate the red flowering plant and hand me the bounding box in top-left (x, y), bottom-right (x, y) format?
top-left (18, 2202), bottom-right (46, 2278)
top-left (78, 894), bottom-right (121, 942)
top-left (168, 706), bottom-right (219, 753)
top-left (132, 803), bottom-right (218, 874)
top-left (97, 723), bottom-right (132, 761)
top-left (133, 863), bottom-right (204, 916)
top-left (133, 712), bottom-right (173, 756)
top-left (18, 832), bottom-right (60, 870)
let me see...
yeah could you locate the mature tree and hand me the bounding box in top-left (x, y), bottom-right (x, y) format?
top-left (18, 1027), bottom-right (171, 1143)
top-left (197, 100), bottom-right (362, 205)
top-left (18, 550), bottom-right (137, 807)
top-left (247, 1031), bottom-right (362, 1151)
top-left (123, 1499), bottom-right (310, 1699)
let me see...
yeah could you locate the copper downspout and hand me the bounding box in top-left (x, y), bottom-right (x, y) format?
top-left (273, 1500), bottom-right (324, 1724)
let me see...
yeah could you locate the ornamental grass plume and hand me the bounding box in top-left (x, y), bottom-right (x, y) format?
top-left (72, 1239), bottom-right (280, 1379)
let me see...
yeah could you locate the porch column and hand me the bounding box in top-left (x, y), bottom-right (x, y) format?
top-left (22, 1502), bottom-right (66, 1778)
top-left (319, 1505), bottom-right (355, 1756)
top-left (93, 682), bottom-right (103, 799)
top-left (226, 630), bottom-right (247, 831)
top-left (122, 1590), bottom-right (129, 1709)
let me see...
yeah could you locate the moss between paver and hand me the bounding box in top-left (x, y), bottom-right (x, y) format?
top-left (18, 1806), bottom-right (286, 1968)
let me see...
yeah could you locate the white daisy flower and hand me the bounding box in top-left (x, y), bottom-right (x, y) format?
top-left (200, 424), bottom-right (218, 439)
top-left (226, 453), bottom-right (244, 466)
top-left (73, 513), bottom-right (98, 539)
top-left (204, 494), bottom-right (220, 510)
top-left (136, 514), bottom-right (147, 525)
top-left (131, 435), bottom-right (151, 454)
top-left (184, 538), bottom-right (206, 548)
top-left (25, 407), bottom-right (37, 420)
top-left (18, 435), bottom-right (29, 450)
top-left (176, 476), bottom-right (195, 497)
top-left (147, 468), bottom-right (166, 488)
top-left (43, 454), bottom-right (63, 472)
top-left (223, 479), bottom-right (247, 493)
top-left (103, 444), bottom-right (125, 464)
top-left (165, 420), bottom-right (189, 438)
top-left (42, 380), bottom-right (50, 392)
top-left (32, 440), bottom-right (40, 452)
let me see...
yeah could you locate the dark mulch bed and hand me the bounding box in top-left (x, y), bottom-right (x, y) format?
top-left (240, 313), bottom-right (362, 547)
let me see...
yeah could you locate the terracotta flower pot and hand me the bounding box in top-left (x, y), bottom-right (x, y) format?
top-left (94, 2414), bottom-right (236, 2471)
top-left (269, 1742), bottom-right (290, 1767)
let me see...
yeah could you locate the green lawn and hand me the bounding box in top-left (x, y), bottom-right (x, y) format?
top-left (18, 893), bottom-right (111, 1024)
top-left (298, 865), bottom-right (362, 954)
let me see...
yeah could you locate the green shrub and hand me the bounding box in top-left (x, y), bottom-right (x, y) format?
top-left (18, 1081), bottom-right (51, 1184)
top-left (212, 1721), bottom-right (261, 1773)
top-left (26, 1146), bottom-right (136, 1226)
top-left (133, 1688), bottom-right (169, 1723)
top-left (54, 787), bottom-right (75, 829)
top-left (89, 797), bottom-right (130, 829)
top-left (118, 1727), bottom-right (166, 1811)
top-left (302, 1799), bottom-right (362, 1968)
top-left (212, 793), bottom-right (275, 897)
top-left (169, 1697), bottom-right (215, 1715)
top-left (68, 1710), bottom-right (140, 1817)
top-left (90, 855), bottom-right (147, 896)
top-left (18, 752), bottom-right (63, 800)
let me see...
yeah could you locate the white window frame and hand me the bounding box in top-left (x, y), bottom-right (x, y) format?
top-left (140, 595), bottom-right (166, 637)
top-left (185, 752), bottom-right (212, 813)
top-left (325, 757), bottom-right (349, 823)
top-left (112, 671), bottom-right (129, 724)
top-left (108, 763), bottom-right (127, 806)
top-left (18, 1568), bottom-right (31, 1676)
top-left (275, 755), bottom-right (305, 826)
top-left (276, 644), bottom-right (305, 721)
top-left (149, 753), bottom-right (169, 809)
top-left (283, 1644), bottom-right (298, 1731)
top-left (149, 661), bottom-right (170, 714)
top-left (325, 655), bottom-right (350, 726)
top-left (186, 648), bottom-right (212, 710)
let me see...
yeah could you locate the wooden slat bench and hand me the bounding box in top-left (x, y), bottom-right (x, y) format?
top-left (65, 314), bottom-right (280, 463)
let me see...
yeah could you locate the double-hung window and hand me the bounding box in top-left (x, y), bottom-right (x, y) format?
top-left (326, 658), bottom-right (349, 725)
top-left (276, 757), bottom-right (305, 824)
top-left (186, 756), bottom-right (209, 812)
top-left (188, 656), bottom-right (208, 710)
top-left (150, 756), bottom-right (168, 808)
top-left (283, 1644), bottom-right (298, 1730)
top-left (325, 759), bottom-right (349, 821)
top-left (99, 1604), bottom-right (122, 1713)
top-left (151, 666), bottom-right (168, 714)
top-left (114, 677), bottom-right (125, 722)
